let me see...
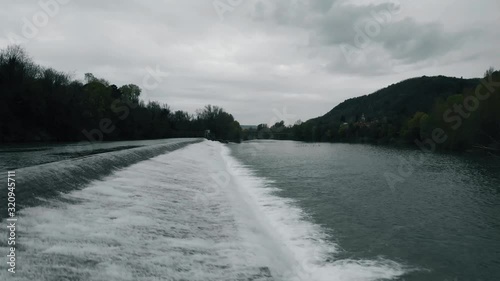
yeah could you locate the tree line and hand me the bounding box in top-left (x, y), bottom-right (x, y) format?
top-left (0, 45), bottom-right (242, 143)
top-left (244, 70), bottom-right (500, 152)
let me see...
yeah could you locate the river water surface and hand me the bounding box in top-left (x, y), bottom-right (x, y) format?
top-left (0, 139), bottom-right (498, 280)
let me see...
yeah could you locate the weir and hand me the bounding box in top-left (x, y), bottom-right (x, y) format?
top-left (0, 140), bottom-right (407, 280)
top-left (0, 138), bottom-right (203, 218)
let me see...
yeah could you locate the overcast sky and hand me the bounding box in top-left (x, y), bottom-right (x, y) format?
top-left (2, 0), bottom-right (499, 125)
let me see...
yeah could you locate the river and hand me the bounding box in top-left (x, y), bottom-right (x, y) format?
top-left (0, 139), bottom-right (499, 280)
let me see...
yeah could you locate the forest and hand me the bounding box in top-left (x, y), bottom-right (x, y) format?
top-left (245, 70), bottom-right (500, 152)
top-left (0, 45), bottom-right (242, 143)
top-left (2, 44), bottom-right (498, 152)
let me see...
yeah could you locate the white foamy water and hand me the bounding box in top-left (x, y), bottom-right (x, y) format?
top-left (1, 141), bottom-right (406, 280)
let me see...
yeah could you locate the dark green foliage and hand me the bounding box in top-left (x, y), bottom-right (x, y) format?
top-left (247, 71), bottom-right (500, 152)
top-left (0, 46), bottom-right (241, 143)
top-left (323, 76), bottom-right (479, 124)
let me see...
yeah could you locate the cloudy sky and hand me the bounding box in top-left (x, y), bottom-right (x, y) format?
top-left (1, 0), bottom-right (499, 125)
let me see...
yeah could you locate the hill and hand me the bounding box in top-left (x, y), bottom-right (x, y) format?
top-left (314, 75), bottom-right (479, 126)
top-left (248, 72), bottom-right (500, 151)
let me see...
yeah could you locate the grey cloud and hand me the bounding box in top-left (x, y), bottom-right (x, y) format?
top-left (251, 0), bottom-right (480, 70)
top-left (0, 0), bottom-right (498, 124)
top-left (378, 18), bottom-right (478, 63)
top-left (309, 2), bottom-right (399, 46)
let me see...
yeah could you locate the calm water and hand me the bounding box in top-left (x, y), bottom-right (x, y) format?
top-left (0, 139), bottom-right (499, 280)
top-left (230, 140), bottom-right (500, 281)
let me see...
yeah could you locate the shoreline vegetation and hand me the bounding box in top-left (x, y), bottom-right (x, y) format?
top-left (0, 46), bottom-right (242, 143)
top-left (1, 45), bottom-right (499, 154)
top-left (243, 70), bottom-right (500, 153)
